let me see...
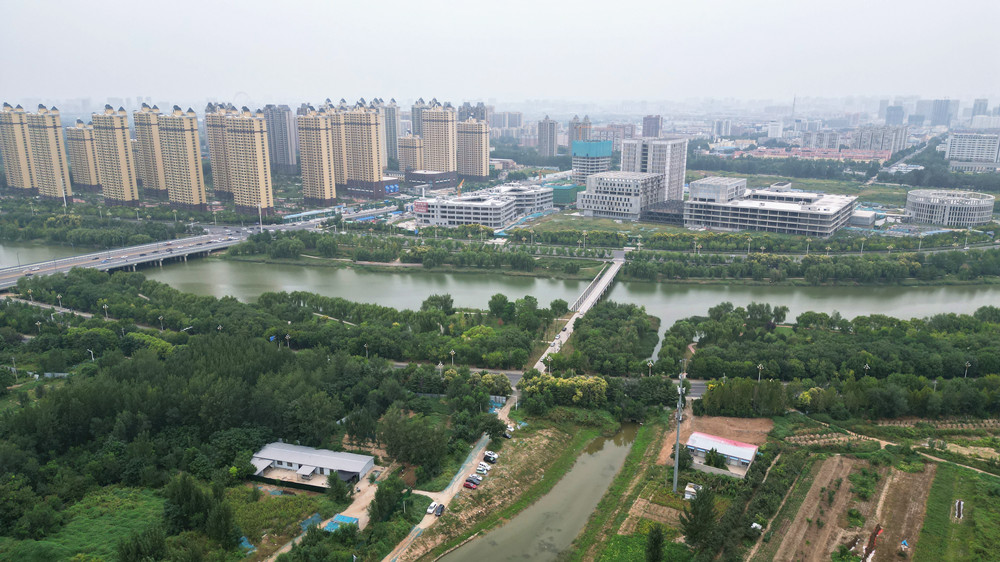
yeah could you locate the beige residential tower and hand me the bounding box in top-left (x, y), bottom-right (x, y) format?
top-left (66, 120), bottom-right (100, 191)
top-left (92, 105), bottom-right (139, 205)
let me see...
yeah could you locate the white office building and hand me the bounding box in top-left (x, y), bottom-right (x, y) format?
top-left (485, 183), bottom-right (554, 215)
top-left (905, 189), bottom-right (995, 227)
top-left (683, 178), bottom-right (857, 238)
top-left (945, 132), bottom-right (1000, 163)
top-left (414, 193), bottom-right (518, 229)
top-left (577, 171), bottom-right (665, 220)
top-left (620, 137), bottom-right (687, 200)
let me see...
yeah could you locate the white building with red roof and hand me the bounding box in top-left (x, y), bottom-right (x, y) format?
top-left (685, 432), bottom-right (758, 468)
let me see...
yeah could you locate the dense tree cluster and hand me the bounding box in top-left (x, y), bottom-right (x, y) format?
top-left (550, 301), bottom-right (659, 376)
top-left (878, 137), bottom-right (1000, 192)
top-left (0, 205), bottom-right (190, 247)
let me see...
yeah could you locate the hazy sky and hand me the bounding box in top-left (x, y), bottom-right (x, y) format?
top-left (2, 0), bottom-right (998, 106)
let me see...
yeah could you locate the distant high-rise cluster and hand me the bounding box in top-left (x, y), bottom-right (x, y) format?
top-left (0, 103), bottom-right (72, 202)
top-left (851, 125), bottom-right (908, 153)
top-left (205, 103), bottom-right (274, 214)
top-left (568, 115), bottom-right (592, 143)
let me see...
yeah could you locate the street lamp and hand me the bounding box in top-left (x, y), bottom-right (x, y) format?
top-left (672, 384), bottom-right (685, 494)
top-left (217, 324), bottom-right (222, 332)
top-left (450, 349), bottom-right (456, 366)
top-left (26, 289), bottom-right (33, 303)
top-left (887, 244), bottom-right (894, 255)
top-left (860, 238), bottom-right (866, 256)
top-left (825, 246), bottom-right (832, 257)
top-left (746, 237), bottom-right (752, 255)
top-left (102, 303), bottom-right (109, 319)
top-left (285, 334), bottom-right (291, 349)
top-left (760, 245), bottom-right (765, 254)
top-left (805, 238), bottom-right (811, 255)
top-left (364, 343), bottom-right (369, 359)
top-left (56, 294), bottom-right (62, 308)
top-left (545, 355), bottom-right (553, 373)
top-left (86, 349), bottom-right (95, 361)
top-left (35, 321), bottom-right (41, 334)
top-left (864, 363), bottom-right (870, 376)
top-left (647, 361), bottom-right (654, 377)
top-left (757, 363), bottom-right (764, 383)
top-left (158, 315), bottom-right (164, 331)
top-left (582, 230), bottom-right (587, 251)
top-left (965, 361), bottom-right (972, 378)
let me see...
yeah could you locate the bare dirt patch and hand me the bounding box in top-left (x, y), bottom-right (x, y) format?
top-left (945, 442), bottom-right (999, 460)
top-left (773, 455), bottom-right (859, 562)
top-left (871, 464), bottom-right (936, 562)
top-left (619, 499), bottom-right (681, 534)
top-left (658, 408), bottom-right (773, 466)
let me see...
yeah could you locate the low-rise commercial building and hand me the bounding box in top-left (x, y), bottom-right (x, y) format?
top-left (485, 183), bottom-right (553, 215)
top-left (252, 442), bottom-right (374, 483)
top-left (414, 193), bottom-right (518, 229)
top-left (686, 432), bottom-right (758, 468)
top-left (905, 189), bottom-right (995, 227)
top-left (577, 171), bottom-right (666, 220)
top-left (683, 177), bottom-right (856, 237)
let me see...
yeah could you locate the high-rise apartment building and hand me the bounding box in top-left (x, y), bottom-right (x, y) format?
top-left (205, 102), bottom-right (238, 197)
top-left (133, 103), bottom-right (167, 196)
top-left (0, 103), bottom-right (35, 192)
top-left (568, 115), bottom-right (592, 144)
top-left (931, 99), bottom-right (953, 127)
top-left (620, 137), bottom-right (688, 201)
top-left (713, 119), bottom-right (732, 137)
top-left (263, 104), bottom-right (299, 174)
top-left (223, 108), bottom-right (274, 214)
top-left (66, 119), bottom-right (100, 191)
top-left (297, 107), bottom-right (338, 206)
top-left (159, 106), bottom-right (207, 210)
top-left (383, 99), bottom-right (401, 164)
top-left (92, 105), bottom-right (139, 205)
top-left (411, 98), bottom-right (430, 137)
top-left (642, 115), bottom-right (662, 138)
top-left (458, 102), bottom-right (488, 123)
top-left (422, 103), bottom-right (457, 173)
top-left (851, 125), bottom-right (908, 153)
top-left (972, 99), bottom-right (990, 117)
top-left (398, 135), bottom-right (424, 172)
top-left (801, 130), bottom-right (841, 149)
top-left (507, 112), bottom-right (522, 128)
top-left (457, 119), bottom-right (489, 181)
top-left (877, 100), bottom-right (890, 120)
top-left (537, 116), bottom-right (558, 158)
top-left (27, 105), bottom-right (72, 201)
top-left (342, 102), bottom-right (387, 199)
top-left (885, 105), bottom-right (905, 126)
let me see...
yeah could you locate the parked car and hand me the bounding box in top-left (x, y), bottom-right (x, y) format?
top-left (477, 462), bottom-right (492, 470)
top-left (562, 326), bottom-right (567, 332)
top-left (463, 481), bottom-right (477, 489)
top-left (426, 501), bottom-right (439, 514)
top-left (476, 467), bottom-right (488, 475)
top-left (503, 432), bottom-right (513, 439)
top-left (506, 425), bottom-right (515, 432)
top-left (468, 474), bottom-right (483, 483)
top-left (435, 503), bottom-right (445, 516)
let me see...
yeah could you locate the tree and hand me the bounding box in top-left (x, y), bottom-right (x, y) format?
top-left (489, 293), bottom-right (510, 319)
top-left (550, 299), bottom-right (569, 317)
top-left (421, 294), bottom-right (455, 316)
top-left (478, 413), bottom-right (507, 441)
top-left (671, 446), bottom-right (693, 471)
top-left (327, 473), bottom-right (351, 504)
top-left (205, 500), bottom-right (240, 548)
top-left (704, 448), bottom-right (727, 469)
top-left (368, 475), bottom-right (405, 523)
top-left (116, 526), bottom-right (167, 562)
top-left (646, 522), bottom-right (665, 562)
top-left (679, 486), bottom-right (716, 550)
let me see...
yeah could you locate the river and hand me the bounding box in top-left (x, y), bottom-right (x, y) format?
top-left (0, 241), bottom-right (83, 269)
top-left (440, 424), bottom-right (639, 561)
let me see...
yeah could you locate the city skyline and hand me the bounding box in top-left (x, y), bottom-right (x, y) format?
top-left (2, 1), bottom-right (998, 104)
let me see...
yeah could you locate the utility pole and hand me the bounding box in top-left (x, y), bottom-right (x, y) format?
top-left (672, 384), bottom-right (685, 494)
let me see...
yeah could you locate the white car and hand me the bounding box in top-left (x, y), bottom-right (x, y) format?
top-left (477, 462), bottom-right (492, 471)
top-left (426, 501), bottom-right (439, 514)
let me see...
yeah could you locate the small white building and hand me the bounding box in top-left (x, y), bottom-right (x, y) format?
top-left (686, 432), bottom-right (758, 468)
top-left (684, 482), bottom-right (703, 500)
top-left (252, 442), bottom-right (375, 483)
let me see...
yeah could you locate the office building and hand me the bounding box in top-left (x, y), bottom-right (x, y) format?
top-left (506, 111), bottom-right (522, 128)
top-left (577, 171), bottom-right (666, 220)
top-left (766, 121), bottom-right (783, 138)
top-left (26, 105), bottom-right (72, 201)
top-left (159, 106), bottom-right (207, 210)
top-left (801, 130), bottom-right (841, 149)
top-left (906, 189), bottom-right (994, 226)
top-left (484, 183), bottom-right (553, 215)
top-left (620, 137), bottom-right (688, 201)
top-left (713, 119), bottom-right (732, 137)
top-left (945, 132), bottom-right (1000, 162)
top-left (642, 115), bottom-right (662, 138)
top-left (537, 116), bottom-right (558, 157)
top-left (571, 140), bottom-right (613, 184)
top-left (263, 104), bottom-right (299, 174)
top-left (0, 103), bottom-right (35, 192)
top-left (205, 102), bottom-right (239, 197)
top-left (133, 104), bottom-right (167, 196)
top-left (343, 102), bottom-right (390, 199)
top-left (222, 108), bottom-right (274, 214)
top-left (92, 105), bottom-right (139, 206)
top-left (878, 99), bottom-right (890, 120)
top-left (297, 107), bottom-right (338, 206)
top-left (411, 97), bottom-right (430, 137)
top-left (568, 115), bottom-right (592, 143)
top-left (66, 119), bottom-right (100, 191)
top-left (931, 99), bottom-right (954, 127)
top-left (398, 135), bottom-right (424, 172)
top-left (683, 178), bottom-right (856, 237)
top-left (414, 193), bottom-right (518, 229)
top-left (972, 99), bottom-right (989, 117)
top-left (457, 119), bottom-right (489, 181)
top-left (970, 115), bottom-right (1000, 129)
top-left (383, 99), bottom-right (401, 164)
top-left (422, 103), bottom-right (457, 173)
top-left (885, 105), bottom-right (905, 126)
top-left (489, 111), bottom-right (522, 129)
top-left (851, 125), bottom-right (908, 153)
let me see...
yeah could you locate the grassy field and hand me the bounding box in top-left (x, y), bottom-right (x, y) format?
top-left (914, 463), bottom-right (1000, 561)
top-left (526, 209), bottom-right (689, 237)
top-left (599, 535), bottom-right (693, 561)
top-left (0, 487), bottom-right (164, 561)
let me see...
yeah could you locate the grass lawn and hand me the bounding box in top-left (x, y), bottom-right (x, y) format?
top-left (689, 170), bottom-right (909, 207)
top-left (526, 209), bottom-right (689, 237)
top-left (914, 463), bottom-right (1000, 561)
top-left (600, 534), bottom-right (693, 561)
top-left (0, 486), bottom-right (164, 561)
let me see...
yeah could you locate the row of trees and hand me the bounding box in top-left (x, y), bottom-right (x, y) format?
top-left (877, 137), bottom-right (1000, 192)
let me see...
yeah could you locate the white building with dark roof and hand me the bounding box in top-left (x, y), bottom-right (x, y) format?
top-left (252, 442), bottom-right (375, 483)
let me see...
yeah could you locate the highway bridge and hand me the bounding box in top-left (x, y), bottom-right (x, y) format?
top-left (0, 233), bottom-right (245, 290)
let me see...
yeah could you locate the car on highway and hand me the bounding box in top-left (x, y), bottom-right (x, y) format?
top-left (562, 327), bottom-right (567, 331)
top-left (30, 267), bottom-right (40, 271)
top-left (426, 501), bottom-right (439, 514)
top-left (463, 481), bottom-right (477, 490)
top-left (435, 503), bottom-right (445, 517)
top-left (22, 270), bottom-right (33, 276)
